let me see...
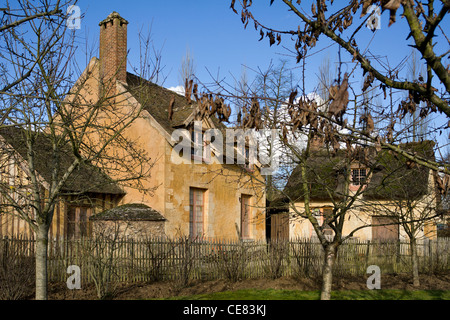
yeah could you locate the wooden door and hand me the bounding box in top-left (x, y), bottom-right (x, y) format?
top-left (270, 212), bottom-right (289, 240)
top-left (372, 216), bottom-right (399, 241)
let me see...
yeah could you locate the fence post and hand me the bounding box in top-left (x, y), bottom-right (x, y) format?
top-left (428, 239), bottom-right (433, 275)
top-left (365, 240), bottom-right (370, 268)
top-left (1, 236), bottom-right (9, 272)
top-left (396, 240), bottom-right (401, 266)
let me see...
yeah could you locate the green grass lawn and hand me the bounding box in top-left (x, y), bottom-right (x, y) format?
top-left (168, 289), bottom-right (450, 300)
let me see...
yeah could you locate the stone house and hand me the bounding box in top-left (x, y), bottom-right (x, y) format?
top-left (69, 12), bottom-right (266, 240)
top-left (0, 11), bottom-right (266, 241)
top-left (268, 140), bottom-right (440, 241)
top-left (0, 126), bottom-right (125, 239)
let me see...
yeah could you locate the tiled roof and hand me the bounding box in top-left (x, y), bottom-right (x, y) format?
top-left (125, 72), bottom-right (227, 134)
top-left (270, 140), bottom-right (435, 208)
top-left (0, 126), bottom-right (124, 195)
top-left (90, 203), bottom-right (166, 221)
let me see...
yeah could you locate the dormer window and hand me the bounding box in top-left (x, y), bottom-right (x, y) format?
top-left (191, 129), bottom-right (202, 159)
top-left (244, 145), bottom-right (254, 172)
top-left (351, 168), bottom-right (367, 186)
top-left (190, 126), bottom-right (211, 164)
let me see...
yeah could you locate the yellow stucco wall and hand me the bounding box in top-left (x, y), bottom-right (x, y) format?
top-left (116, 110), bottom-right (266, 240)
top-left (70, 58), bottom-right (266, 240)
top-left (289, 173), bottom-right (438, 241)
top-left (164, 160), bottom-right (266, 239)
top-left (289, 200), bottom-right (370, 240)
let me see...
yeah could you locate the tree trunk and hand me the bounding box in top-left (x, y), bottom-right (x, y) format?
top-left (410, 237), bottom-right (420, 287)
top-left (320, 243), bottom-right (338, 300)
top-left (35, 225), bottom-right (49, 300)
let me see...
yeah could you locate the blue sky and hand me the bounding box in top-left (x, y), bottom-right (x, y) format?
top-left (70, 1), bottom-right (449, 149)
top-left (73, 0), bottom-right (293, 89)
top-left (72, 0), bottom-right (434, 92)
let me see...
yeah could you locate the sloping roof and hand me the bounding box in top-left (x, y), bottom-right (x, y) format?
top-left (363, 140), bottom-right (435, 200)
top-left (125, 73), bottom-right (193, 134)
top-left (274, 149), bottom-right (349, 206)
top-left (270, 140), bottom-right (435, 209)
top-left (125, 73), bottom-right (266, 173)
top-left (125, 72), bottom-right (227, 135)
top-left (0, 126), bottom-right (124, 195)
top-left (89, 203), bottom-right (166, 221)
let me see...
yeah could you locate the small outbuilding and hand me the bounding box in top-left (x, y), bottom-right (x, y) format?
top-left (90, 203), bottom-right (166, 239)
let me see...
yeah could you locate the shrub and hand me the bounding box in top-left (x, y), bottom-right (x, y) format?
top-left (0, 238), bottom-right (35, 300)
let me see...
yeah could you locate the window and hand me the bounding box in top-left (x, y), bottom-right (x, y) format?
top-left (240, 195), bottom-right (251, 239)
top-left (189, 188), bottom-right (205, 238)
top-left (244, 146), bottom-right (254, 171)
top-left (351, 168), bottom-right (367, 186)
top-left (191, 129), bottom-right (211, 163)
top-left (67, 206), bottom-right (90, 239)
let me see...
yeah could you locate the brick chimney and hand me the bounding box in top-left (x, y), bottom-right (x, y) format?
top-left (99, 12), bottom-right (128, 96)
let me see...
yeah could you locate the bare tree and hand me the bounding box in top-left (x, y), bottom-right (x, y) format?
top-left (182, 59), bottom-right (444, 300)
top-left (252, 60), bottom-right (298, 200)
top-left (229, 0), bottom-right (450, 174)
top-left (283, 130), bottom-right (375, 300)
top-left (179, 46), bottom-right (196, 86)
top-left (200, 2), bottom-right (450, 299)
top-left (401, 49), bottom-right (430, 142)
top-left (0, 4), bottom-right (161, 300)
top-left (82, 221), bottom-right (127, 299)
top-left (0, 0), bottom-right (69, 122)
top-left (364, 142), bottom-right (443, 286)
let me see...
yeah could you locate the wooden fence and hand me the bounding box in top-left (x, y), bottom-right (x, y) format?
top-left (1, 236), bottom-right (449, 284)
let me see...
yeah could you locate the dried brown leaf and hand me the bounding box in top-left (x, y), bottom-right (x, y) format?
top-left (360, 0), bottom-right (373, 17)
top-left (328, 73), bottom-right (349, 124)
top-left (362, 72), bottom-right (374, 92)
top-left (259, 28), bottom-right (264, 41)
top-left (288, 90), bottom-right (297, 106)
top-left (230, 0), bottom-right (237, 14)
top-left (383, 0), bottom-right (402, 11)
